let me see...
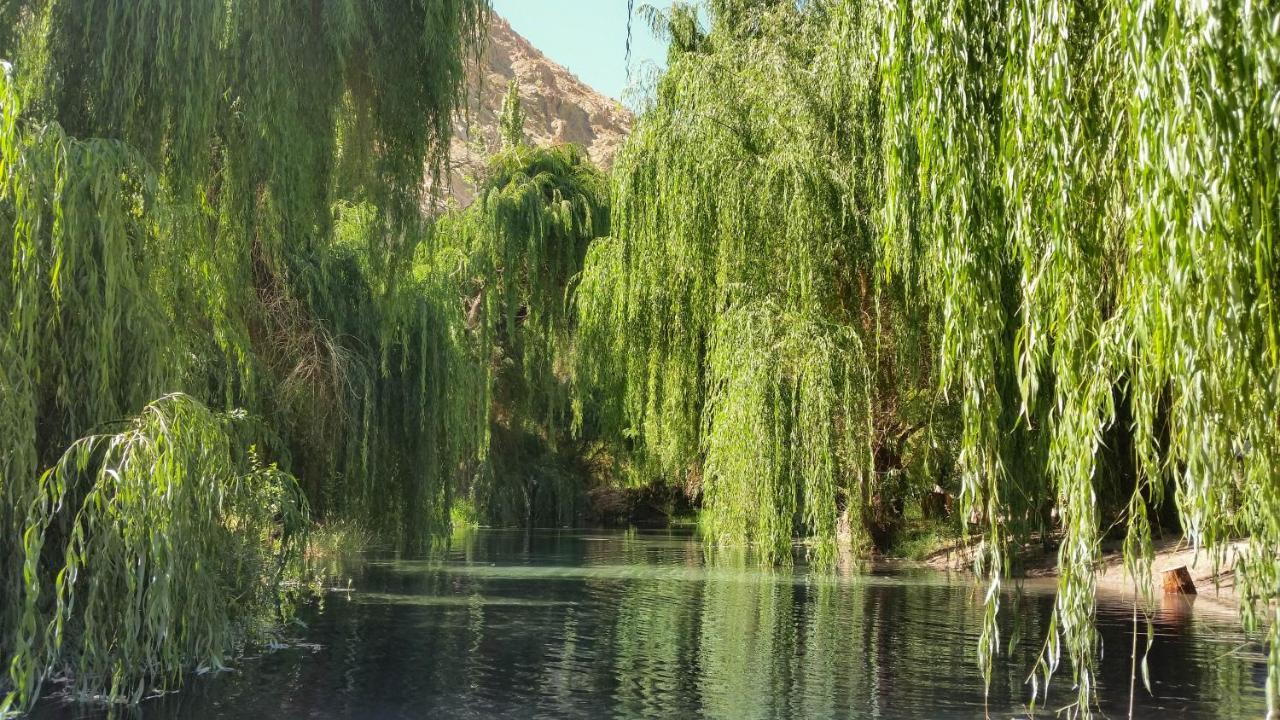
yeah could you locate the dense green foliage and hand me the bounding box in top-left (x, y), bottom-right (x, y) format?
top-left (434, 87), bottom-right (611, 527)
top-left (591, 0), bottom-right (1279, 715)
top-left (1, 0), bottom-right (1276, 715)
top-left (873, 0), bottom-right (1279, 711)
top-left (579, 2), bottom-right (949, 564)
top-left (4, 395), bottom-right (307, 708)
top-left (1, 0), bottom-right (486, 709)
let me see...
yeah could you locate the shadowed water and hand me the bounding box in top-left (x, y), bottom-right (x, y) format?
top-left (33, 528), bottom-right (1268, 719)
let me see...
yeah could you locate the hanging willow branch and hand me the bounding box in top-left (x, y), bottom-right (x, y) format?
top-left (574, 0), bottom-right (939, 563)
top-left (1, 0), bottom-right (489, 709)
top-left (876, 0), bottom-right (1280, 714)
top-left (596, 0), bottom-right (1278, 715)
top-left (2, 394), bottom-right (308, 710)
top-left (434, 123), bottom-right (610, 526)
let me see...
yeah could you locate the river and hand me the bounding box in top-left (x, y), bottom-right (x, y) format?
top-left (33, 528), bottom-right (1268, 719)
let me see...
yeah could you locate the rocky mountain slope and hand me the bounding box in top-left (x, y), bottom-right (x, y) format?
top-left (442, 14), bottom-right (633, 206)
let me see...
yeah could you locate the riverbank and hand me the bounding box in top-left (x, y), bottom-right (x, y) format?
top-left (922, 535), bottom-right (1246, 614)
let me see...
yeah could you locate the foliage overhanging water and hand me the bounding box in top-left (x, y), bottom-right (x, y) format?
top-left (29, 529), bottom-right (1269, 720)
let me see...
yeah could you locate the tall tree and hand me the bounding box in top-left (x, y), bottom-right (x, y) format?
top-left (580, 1), bottom-right (950, 565)
top-left (0, 1), bottom-right (488, 708)
top-left (434, 90), bottom-right (610, 526)
top-left (607, 0), bottom-right (1279, 713)
top-left (876, 0), bottom-right (1280, 710)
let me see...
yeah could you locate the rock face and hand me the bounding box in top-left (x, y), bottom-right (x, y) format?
top-left (441, 14), bottom-right (633, 207)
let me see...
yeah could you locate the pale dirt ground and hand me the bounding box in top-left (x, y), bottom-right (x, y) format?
top-left (924, 535), bottom-right (1250, 615)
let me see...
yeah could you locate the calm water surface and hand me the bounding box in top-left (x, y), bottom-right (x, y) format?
top-left (35, 528), bottom-right (1268, 719)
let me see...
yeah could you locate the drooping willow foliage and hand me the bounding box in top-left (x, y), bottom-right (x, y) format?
top-left (578, 1), bottom-right (945, 565)
top-left (873, 0), bottom-right (1280, 712)
top-left (1, 0), bottom-right (487, 709)
top-left (434, 87), bottom-right (611, 526)
top-left (294, 203), bottom-right (485, 540)
top-left (3, 395), bottom-right (308, 710)
top-left (0, 0), bottom-right (1274, 712)
top-left (600, 0), bottom-right (1279, 714)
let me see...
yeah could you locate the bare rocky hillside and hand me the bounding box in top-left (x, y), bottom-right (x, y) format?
top-left (441, 14), bottom-right (633, 207)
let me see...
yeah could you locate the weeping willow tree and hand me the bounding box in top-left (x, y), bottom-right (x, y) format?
top-left (603, 0), bottom-right (1278, 714)
top-left (433, 85), bottom-right (611, 527)
top-left (2, 395), bottom-right (308, 709)
top-left (1, 0), bottom-right (487, 709)
top-left (579, 1), bottom-right (948, 564)
top-left (873, 0), bottom-right (1280, 713)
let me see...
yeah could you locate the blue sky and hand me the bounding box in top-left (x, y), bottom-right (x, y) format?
top-left (491, 1), bottom-right (672, 103)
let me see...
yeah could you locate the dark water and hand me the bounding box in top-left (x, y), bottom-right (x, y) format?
top-left (35, 529), bottom-right (1267, 719)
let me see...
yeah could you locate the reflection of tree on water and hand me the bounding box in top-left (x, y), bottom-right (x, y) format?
top-left (610, 553), bottom-right (705, 716)
top-left (697, 563), bottom-right (796, 718)
top-left (601, 551), bottom-right (1057, 718)
top-left (90, 533), bottom-right (1266, 719)
top-left (598, 552), bottom-right (1264, 719)
top-left (1089, 593), bottom-right (1260, 718)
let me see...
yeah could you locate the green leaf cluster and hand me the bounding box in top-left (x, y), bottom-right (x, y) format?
top-left (0, 0), bottom-right (487, 708)
top-left (596, 0), bottom-right (1279, 713)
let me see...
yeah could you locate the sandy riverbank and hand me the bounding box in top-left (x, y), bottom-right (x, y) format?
top-left (923, 535), bottom-right (1247, 615)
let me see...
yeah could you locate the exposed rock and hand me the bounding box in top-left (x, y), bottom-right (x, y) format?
top-left (437, 14), bottom-right (633, 208)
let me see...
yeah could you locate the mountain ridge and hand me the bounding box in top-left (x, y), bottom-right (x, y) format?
top-left (444, 14), bottom-right (634, 206)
